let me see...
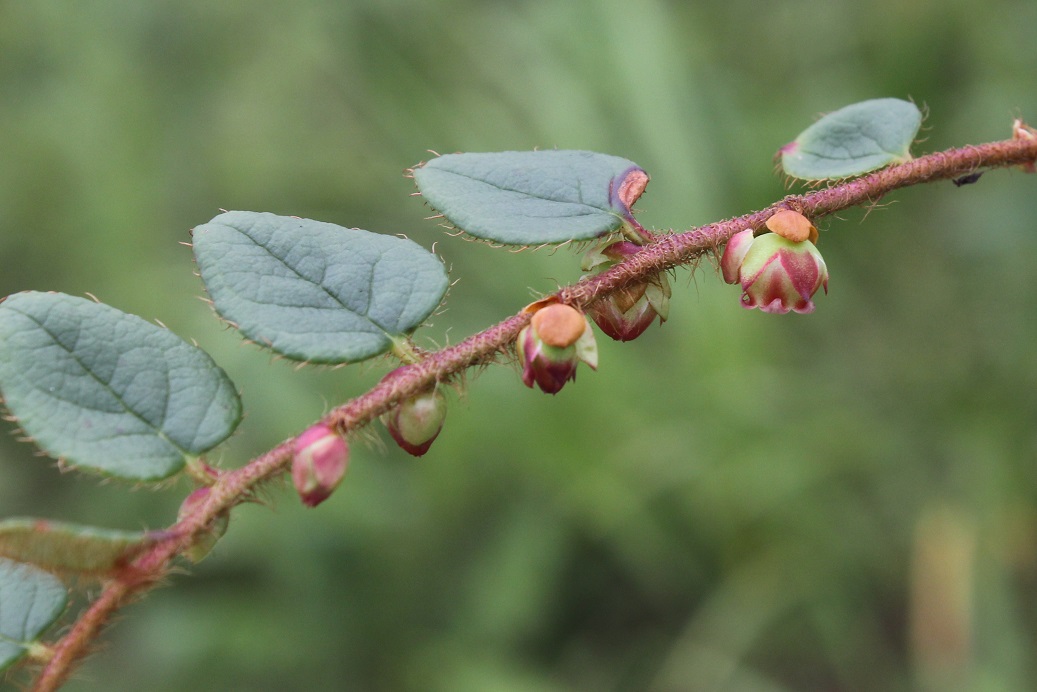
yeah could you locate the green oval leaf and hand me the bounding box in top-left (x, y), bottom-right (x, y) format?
top-left (413, 150), bottom-right (646, 245)
top-left (780, 98), bottom-right (923, 180)
top-left (0, 292), bottom-right (242, 481)
top-left (0, 558), bottom-right (66, 673)
top-left (192, 211), bottom-right (449, 364)
top-left (0, 519), bottom-right (150, 577)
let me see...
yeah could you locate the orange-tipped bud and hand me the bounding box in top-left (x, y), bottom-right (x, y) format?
top-left (517, 304), bottom-right (598, 394)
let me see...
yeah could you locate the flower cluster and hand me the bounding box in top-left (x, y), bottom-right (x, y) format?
top-left (582, 241), bottom-right (671, 341)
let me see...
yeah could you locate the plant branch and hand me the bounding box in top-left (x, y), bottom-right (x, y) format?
top-left (31, 127), bottom-right (1037, 690)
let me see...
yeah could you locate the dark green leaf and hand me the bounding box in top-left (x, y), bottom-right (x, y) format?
top-left (0, 558), bottom-right (66, 672)
top-left (413, 150), bottom-right (646, 245)
top-left (192, 211), bottom-right (449, 364)
top-left (0, 292), bottom-right (242, 480)
top-left (781, 98), bottom-right (923, 180)
top-left (0, 519), bottom-right (151, 577)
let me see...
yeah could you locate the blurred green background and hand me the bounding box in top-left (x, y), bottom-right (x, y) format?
top-left (2, 1), bottom-right (1036, 690)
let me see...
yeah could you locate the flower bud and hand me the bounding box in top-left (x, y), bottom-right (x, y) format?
top-left (382, 387), bottom-right (447, 457)
top-left (517, 303), bottom-right (598, 394)
top-left (721, 229), bottom-right (828, 314)
top-left (291, 423), bottom-right (349, 508)
top-left (177, 487), bottom-right (229, 563)
top-left (582, 241), bottom-right (671, 341)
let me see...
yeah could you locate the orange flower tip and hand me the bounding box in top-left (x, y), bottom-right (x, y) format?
top-left (765, 209), bottom-right (818, 244)
top-left (531, 303), bottom-right (586, 348)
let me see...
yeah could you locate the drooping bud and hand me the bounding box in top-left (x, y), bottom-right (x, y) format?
top-left (291, 423), bottom-right (349, 508)
top-left (382, 387), bottom-right (447, 457)
top-left (582, 241), bottom-right (671, 342)
top-left (177, 487), bottom-right (229, 563)
top-left (516, 303), bottom-right (598, 394)
top-left (721, 228), bottom-right (829, 314)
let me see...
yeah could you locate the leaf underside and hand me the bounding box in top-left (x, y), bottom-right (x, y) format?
top-left (0, 557), bottom-right (66, 672)
top-left (0, 519), bottom-right (150, 577)
top-left (192, 211), bottom-right (449, 364)
top-left (413, 150), bottom-right (643, 245)
top-left (781, 98), bottom-right (923, 180)
top-left (0, 292), bottom-right (242, 481)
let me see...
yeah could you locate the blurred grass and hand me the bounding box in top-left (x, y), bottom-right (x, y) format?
top-left (1, 1), bottom-right (1036, 690)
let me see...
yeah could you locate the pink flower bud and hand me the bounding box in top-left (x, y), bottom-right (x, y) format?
top-left (721, 230), bottom-right (829, 314)
top-left (582, 241), bottom-right (671, 341)
top-left (292, 423), bottom-right (349, 508)
top-left (517, 304), bottom-right (598, 394)
top-left (382, 388), bottom-right (447, 457)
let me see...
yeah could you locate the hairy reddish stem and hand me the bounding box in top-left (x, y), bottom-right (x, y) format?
top-left (31, 130), bottom-right (1037, 691)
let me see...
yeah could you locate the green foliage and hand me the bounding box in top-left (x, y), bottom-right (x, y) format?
top-left (413, 150), bottom-right (644, 245)
top-left (0, 558), bottom-right (66, 672)
top-left (0, 292), bottom-right (241, 481)
top-left (192, 211), bottom-right (449, 364)
top-left (780, 98), bottom-right (923, 180)
top-left (0, 519), bottom-right (149, 577)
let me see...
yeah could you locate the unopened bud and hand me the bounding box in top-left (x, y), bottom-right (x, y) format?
top-left (383, 388), bottom-right (447, 457)
top-left (292, 423), bottom-right (349, 508)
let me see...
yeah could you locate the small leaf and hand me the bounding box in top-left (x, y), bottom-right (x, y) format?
top-left (0, 519), bottom-right (150, 577)
top-left (413, 150), bottom-right (647, 245)
top-left (0, 292), bottom-right (242, 480)
top-left (780, 98), bottom-right (923, 180)
top-left (192, 211), bottom-right (448, 364)
top-left (0, 558), bottom-right (66, 672)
